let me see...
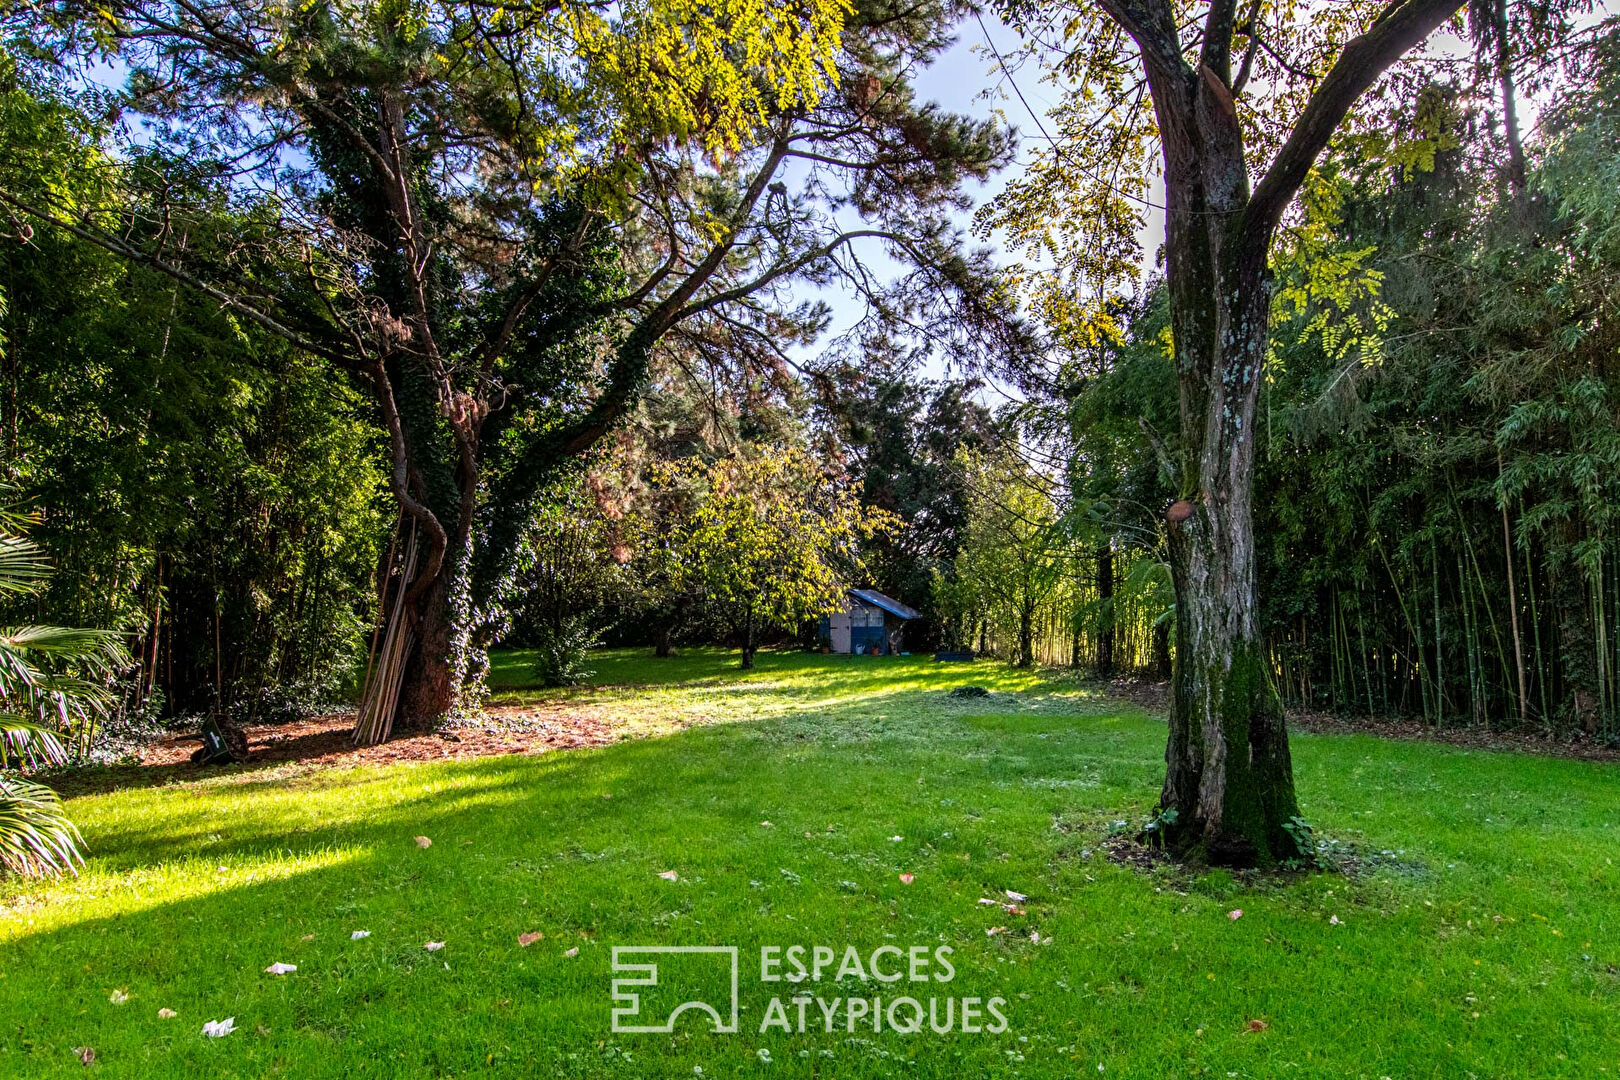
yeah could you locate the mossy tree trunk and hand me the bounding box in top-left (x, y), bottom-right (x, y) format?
top-left (1106, 0), bottom-right (1465, 863)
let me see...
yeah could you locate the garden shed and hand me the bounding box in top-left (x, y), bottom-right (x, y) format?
top-left (821, 588), bottom-right (921, 655)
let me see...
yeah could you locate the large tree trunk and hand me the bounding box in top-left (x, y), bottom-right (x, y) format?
top-left (655, 626), bottom-right (674, 658)
top-left (1098, 0), bottom-right (1464, 867)
top-left (1154, 76), bottom-right (1301, 865)
top-left (1095, 542), bottom-right (1116, 677)
top-left (395, 572), bottom-right (456, 731)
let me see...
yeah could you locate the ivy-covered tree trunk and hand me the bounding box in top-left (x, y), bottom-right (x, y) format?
top-left (397, 574), bottom-right (455, 728)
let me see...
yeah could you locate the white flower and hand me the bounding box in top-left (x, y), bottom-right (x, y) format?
top-left (201, 1018), bottom-right (236, 1038)
top-left (351, 930), bottom-right (371, 940)
top-left (264, 963), bottom-right (297, 975)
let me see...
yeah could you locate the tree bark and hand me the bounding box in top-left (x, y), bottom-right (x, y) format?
top-left (395, 572), bottom-right (455, 730)
top-left (655, 627), bottom-right (674, 658)
top-left (740, 608), bottom-right (757, 670)
top-left (1095, 542), bottom-right (1116, 677)
top-left (1017, 601), bottom-right (1035, 667)
top-left (1095, 0), bottom-right (1465, 864)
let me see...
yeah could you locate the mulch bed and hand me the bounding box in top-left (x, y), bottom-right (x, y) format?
top-left (136, 705), bottom-right (620, 770)
top-left (1103, 676), bottom-right (1620, 764)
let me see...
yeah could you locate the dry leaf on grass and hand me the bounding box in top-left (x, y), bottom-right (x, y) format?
top-left (898, 873), bottom-right (915, 885)
top-left (424, 942), bottom-right (445, 952)
top-left (518, 931), bottom-right (543, 947)
top-left (350, 930), bottom-right (370, 940)
top-left (157, 1008), bottom-right (177, 1020)
top-left (109, 989), bottom-right (129, 1005)
top-left (414, 836), bottom-right (432, 848)
top-left (1245, 1018), bottom-right (1269, 1033)
top-left (563, 947), bottom-right (579, 957)
top-left (1228, 909), bottom-right (1243, 920)
top-left (74, 1047), bottom-right (94, 1065)
top-left (264, 963), bottom-right (297, 975)
top-left (658, 870), bottom-right (679, 881)
top-left (1004, 890), bottom-right (1028, 903)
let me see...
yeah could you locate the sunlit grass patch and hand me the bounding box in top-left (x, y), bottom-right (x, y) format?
top-left (0, 650), bottom-right (1616, 1078)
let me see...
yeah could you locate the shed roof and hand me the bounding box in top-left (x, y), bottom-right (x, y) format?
top-left (850, 588), bottom-right (921, 621)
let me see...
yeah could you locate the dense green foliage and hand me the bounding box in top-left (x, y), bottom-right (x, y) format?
top-left (0, 58), bottom-right (390, 722)
top-left (1055, 25), bottom-right (1620, 738)
top-left (0, 491), bottom-right (126, 875)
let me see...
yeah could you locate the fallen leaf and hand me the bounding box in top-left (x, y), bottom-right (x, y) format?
top-left (658, 870), bottom-right (679, 881)
top-left (518, 931), bottom-right (543, 947)
top-left (414, 836), bottom-right (432, 848)
top-left (263, 963), bottom-right (297, 975)
top-left (74, 1046), bottom-right (95, 1066)
top-left (759, 821), bottom-right (773, 828)
top-left (1005, 905), bottom-right (1026, 916)
top-left (977, 898), bottom-right (997, 906)
top-left (986, 926), bottom-right (1006, 937)
top-left (889, 835), bottom-right (903, 842)
top-left (1005, 890), bottom-right (1028, 903)
top-left (1228, 909), bottom-right (1243, 921)
top-left (257, 1025), bottom-right (271, 1036)
top-left (157, 1008), bottom-right (177, 1020)
top-left (424, 942), bottom-right (445, 952)
top-left (351, 930), bottom-right (371, 940)
top-left (1329, 915), bottom-right (1342, 926)
top-left (898, 873), bottom-right (915, 885)
top-left (300, 934), bottom-right (315, 942)
top-left (202, 1017), bottom-right (236, 1038)
top-left (109, 988), bottom-right (129, 1005)
top-left (563, 946), bottom-right (579, 957)
top-left (1245, 1018), bottom-right (1269, 1033)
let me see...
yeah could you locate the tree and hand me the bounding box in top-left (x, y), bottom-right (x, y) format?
top-left (0, 491), bottom-right (127, 876)
top-left (9, 0), bottom-right (1022, 739)
top-left (949, 447), bottom-right (1078, 667)
top-left (814, 361), bottom-right (1002, 644)
top-left (987, 0), bottom-right (1473, 862)
top-left (667, 448), bottom-right (895, 669)
top-left (0, 55), bottom-right (386, 721)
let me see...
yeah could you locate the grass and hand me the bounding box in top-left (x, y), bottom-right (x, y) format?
top-left (2, 648), bottom-right (1618, 1078)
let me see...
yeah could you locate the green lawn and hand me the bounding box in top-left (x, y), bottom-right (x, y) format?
top-left (2, 649), bottom-right (1617, 1077)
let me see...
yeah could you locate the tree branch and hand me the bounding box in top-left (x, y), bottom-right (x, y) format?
top-left (1243, 0), bottom-right (1467, 261)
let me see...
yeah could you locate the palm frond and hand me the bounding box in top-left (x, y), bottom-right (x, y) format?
top-left (0, 715), bottom-right (69, 769)
top-left (0, 625), bottom-right (128, 668)
top-left (0, 536), bottom-right (51, 596)
top-left (0, 774), bottom-right (84, 877)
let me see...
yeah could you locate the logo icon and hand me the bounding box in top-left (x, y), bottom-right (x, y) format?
top-left (611, 946), bottom-right (740, 1034)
